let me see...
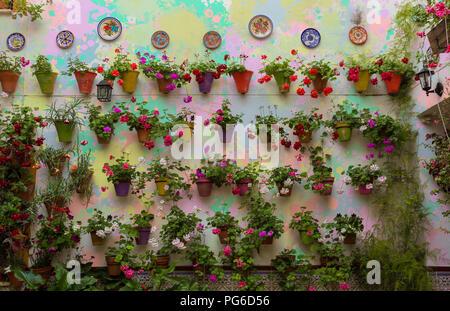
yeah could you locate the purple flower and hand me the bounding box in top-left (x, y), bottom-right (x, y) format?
top-left (155, 73), bottom-right (163, 79)
top-left (103, 126), bottom-right (112, 132)
top-left (383, 138), bottom-right (391, 145)
top-left (166, 84), bottom-right (176, 91)
top-left (385, 145), bottom-right (394, 153)
top-left (146, 68), bottom-right (152, 72)
top-left (113, 107), bottom-right (122, 113)
top-left (259, 231), bottom-right (267, 237)
top-left (162, 55), bottom-right (168, 60)
top-left (48, 238), bottom-right (54, 243)
top-left (67, 214), bottom-right (74, 220)
top-left (210, 274), bottom-right (216, 282)
top-left (183, 96), bottom-right (192, 103)
top-left (38, 214), bottom-right (43, 219)
top-left (197, 223), bottom-right (204, 231)
top-left (367, 143), bottom-right (376, 148)
top-left (49, 248), bottom-right (56, 252)
top-left (170, 73), bottom-right (179, 79)
top-left (268, 231), bottom-right (273, 236)
top-left (219, 161), bottom-right (227, 167)
top-left (71, 235), bottom-right (80, 243)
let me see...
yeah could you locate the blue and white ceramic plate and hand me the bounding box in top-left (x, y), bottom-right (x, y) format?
top-left (301, 28), bottom-right (321, 48)
top-left (151, 30), bottom-right (170, 49)
top-left (97, 17), bottom-right (122, 41)
top-left (56, 30), bottom-right (75, 49)
top-left (7, 33), bottom-right (25, 51)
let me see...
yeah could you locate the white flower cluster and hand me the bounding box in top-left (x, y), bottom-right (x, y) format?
top-left (377, 175), bottom-right (387, 183)
top-left (359, 125), bottom-right (367, 132)
top-left (283, 178), bottom-right (293, 187)
top-left (370, 164), bottom-right (379, 171)
top-left (325, 127), bottom-right (335, 135)
top-left (259, 184), bottom-right (270, 194)
top-left (171, 238), bottom-right (186, 250)
top-left (365, 183), bottom-right (374, 190)
top-left (344, 176), bottom-right (352, 184)
top-left (280, 188), bottom-right (290, 195)
top-left (95, 221), bottom-right (119, 238)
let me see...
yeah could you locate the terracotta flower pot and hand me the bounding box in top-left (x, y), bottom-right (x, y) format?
top-left (121, 70), bottom-right (140, 94)
top-left (236, 178), bottom-right (253, 196)
top-left (358, 183), bottom-right (373, 195)
top-left (136, 128), bottom-right (151, 143)
top-left (155, 177), bottom-right (169, 196)
top-left (196, 178), bottom-right (213, 197)
top-left (335, 123), bottom-right (352, 142)
top-left (156, 255), bottom-right (170, 269)
top-left (218, 226), bottom-right (229, 244)
top-left (135, 227), bottom-right (151, 245)
top-left (313, 74), bottom-right (328, 93)
top-left (96, 135), bottom-right (111, 145)
top-left (320, 256), bottom-right (339, 267)
top-left (15, 167), bottom-right (36, 202)
top-left (298, 130), bottom-right (312, 143)
top-left (198, 71), bottom-right (215, 94)
top-left (114, 181), bottom-right (131, 197)
top-left (54, 121), bottom-right (75, 143)
top-left (105, 256), bottom-right (121, 276)
top-left (261, 235), bottom-right (273, 245)
top-left (354, 70), bottom-right (369, 93)
top-left (277, 185), bottom-right (293, 197)
top-left (384, 72), bottom-right (402, 94)
top-left (35, 72), bottom-right (58, 95)
top-left (320, 177), bottom-right (335, 196)
top-left (31, 266), bottom-right (53, 282)
top-left (232, 70), bottom-right (253, 94)
top-left (156, 77), bottom-right (173, 94)
top-left (7, 271), bottom-right (22, 288)
top-left (0, 70), bottom-right (21, 93)
top-left (273, 72), bottom-right (290, 93)
top-left (74, 71), bottom-right (97, 94)
top-left (343, 233), bottom-right (356, 244)
top-left (90, 231), bottom-right (106, 246)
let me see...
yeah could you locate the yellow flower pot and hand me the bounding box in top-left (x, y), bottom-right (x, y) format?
top-left (182, 122), bottom-right (194, 142)
top-left (121, 70), bottom-right (140, 94)
top-left (155, 177), bottom-right (169, 196)
top-left (354, 70), bottom-right (369, 93)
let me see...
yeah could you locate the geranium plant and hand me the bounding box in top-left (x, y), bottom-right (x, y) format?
top-left (324, 101), bottom-right (361, 142)
top-left (343, 161), bottom-right (386, 193)
top-left (34, 177), bottom-right (74, 216)
top-left (296, 58), bottom-right (337, 96)
top-left (374, 52), bottom-right (416, 94)
top-left (30, 55), bottom-right (53, 75)
top-left (283, 108), bottom-right (323, 152)
top-left (0, 50), bottom-right (29, 72)
top-left (186, 50), bottom-right (227, 80)
top-left (341, 54), bottom-right (379, 91)
top-left (304, 146), bottom-right (334, 195)
top-left (289, 206), bottom-right (321, 244)
top-left (206, 210), bottom-right (241, 245)
top-left (102, 153), bottom-right (139, 185)
top-left (331, 213), bottom-right (364, 240)
top-left (224, 54), bottom-right (249, 75)
top-left (61, 57), bottom-right (97, 76)
top-left (258, 55), bottom-right (295, 93)
top-left (209, 99), bottom-right (243, 128)
top-left (423, 133), bottom-right (450, 196)
top-left (83, 209), bottom-right (120, 239)
top-left (267, 166), bottom-right (307, 196)
top-left (85, 104), bottom-right (120, 143)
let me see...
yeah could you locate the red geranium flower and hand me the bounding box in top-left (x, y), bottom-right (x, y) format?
top-left (401, 57), bottom-right (409, 64)
top-left (309, 69), bottom-right (318, 76)
top-left (303, 77), bottom-right (312, 85)
top-left (117, 79), bottom-right (124, 86)
top-left (289, 75), bottom-right (297, 82)
top-left (130, 63), bottom-right (138, 70)
top-left (281, 83), bottom-right (290, 90)
top-left (112, 70), bottom-right (120, 77)
top-left (323, 87), bottom-right (333, 96)
top-left (296, 88), bottom-right (305, 96)
top-left (264, 75), bottom-right (271, 82)
top-left (310, 89), bottom-right (319, 98)
top-left (261, 55), bottom-right (267, 60)
top-left (291, 49), bottom-right (297, 55)
top-left (97, 66), bottom-right (104, 73)
top-left (192, 69), bottom-right (201, 76)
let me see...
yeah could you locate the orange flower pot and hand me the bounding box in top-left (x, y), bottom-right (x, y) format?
top-left (0, 70), bottom-right (21, 93)
top-left (74, 71), bottom-right (97, 94)
top-left (313, 74), bottom-right (328, 93)
top-left (384, 72), bottom-right (402, 94)
top-left (232, 70), bottom-right (253, 94)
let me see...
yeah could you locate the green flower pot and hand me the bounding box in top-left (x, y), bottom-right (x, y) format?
top-left (336, 123), bottom-right (352, 142)
top-left (273, 72), bottom-right (290, 93)
top-left (35, 72), bottom-right (58, 95)
top-left (55, 121), bottom-right (75, 143)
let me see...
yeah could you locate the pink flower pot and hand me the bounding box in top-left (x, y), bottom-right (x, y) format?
top-left (237, 178), bottom-right (253, 196)
top-left (358, 184), bottom-right (373, 195)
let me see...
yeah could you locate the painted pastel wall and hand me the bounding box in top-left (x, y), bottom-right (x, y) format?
top-left (0, 0), bottom-right (448, 267)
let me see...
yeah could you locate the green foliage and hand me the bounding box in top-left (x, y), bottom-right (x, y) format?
top-left (224, 54), bottom-right (249, 75)
top-left (343, 54), bottom-right (379, 74)
top-left (69, 151), bottom-right (93, 202)
top-left (289, 206), bottom-right (321, 241)
top-left (330, 213), bottom-right (364, 236)
top-left (190, 157), bottom-right (237, 187)
top-left (62, 56), bottom-right (97, 76)
top-left (131, 210), bottom-right (154, 228)
top-left (270, 249), bottom-right (313, 291)
top-left (0, 50), bottom-right (26, 72)
top-left (34, 177), bottom-right (74, 209)
top-left (47, 263), bottom-right (98, 291)
top-left (137, 51), bottom-right (187, 87)
top-left (304, 145), bottom-right (334, 194)
top-left (268, 165), bottom-right (307, 189)
top-left (423, 133), bottom-right (450, 200)
top-left (102, 152), bottom-right (139, 184)
top-left (259, 56), bottom-right (295, 77)
top-left (186, 50), bottom-right (224, 74)
top-left (31, 55), bottom-right (53, 74)
top-left (297, 58), bottom-right (338, 83)
top-left (232, 161), bottom-right (261, 183)
top-left (325, 100), bottom-right (361, 129)
top-left (283, 108), bottom-right (323, 135)
top-left (13, 268), bottom-right (45, 290)
top-left (36, 146), bottom-right (71, 175)
top-left (46, 97), bottom-right (85, 126)
top-left (2, 0), bottom-right (49, 22)
top-left (84, 209), bottom-right (120, 234)
top-left (85, 104), bottom-right (120, 140)
top-left (343, 161), bottom-right (385, 187)
top-left (210, 99), bottom-right (243, 127)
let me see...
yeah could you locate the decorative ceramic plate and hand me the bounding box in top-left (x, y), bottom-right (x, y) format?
top-left (349, 26), bottom-right (367, 45)
top-left (97, 17), bottom-right (122, 41)
top-left (7, 33), bottom-right (25, 51)
top-left (56, 30), bottom-right (75, 49)
top-left (301, 28), bottom-right (321, 48)
top-left (248, 15), bottom-right (273, 39)
top-left (151, 30), bottom-right (170, 49)
top-left (203, 31), bottom-right (222, 49)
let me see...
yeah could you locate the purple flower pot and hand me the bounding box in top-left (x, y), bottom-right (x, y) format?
top-left (114, 181), bottom-right (131, 197)
top-left (358, 184), bottom-right (373, 195)
top-left (198, 71), bottom-right (215, 94)
top-left (196, 178), bottom-right (213, 197)
top-left (135, 227), bottom-right (151, 245)
top-left (219, 125), bottom-right (236, 143)
top-left (237, 178), bottom-right (253, 196)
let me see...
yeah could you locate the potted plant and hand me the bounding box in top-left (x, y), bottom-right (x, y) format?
top-left (374, 53), bottom-right (416, 94)
top-left (359, 108), bottom-right (411, 156)
top-left (296, 58), bottom-right (337, 95)
top-left (304, 146), bottom-right (334, 195)
top-left (34, 178), bottom-right (74, 217)
top-left (0, 0), bottom-right (50, 22)
top-left (268, 166), bottom-right (306, 197)
top-left (190, 158), bottom-right (238, 197)
top-left (283, 108), bottom-right (323, 149)
top-left (331, 213), bottom-right (364, 244)
top-left (208, 99), bottom-right (243, 143)
top-left (31, 213), bottom-right (81, 281)
top-left (258, 55), bottom-right (295, 93)
top-left (231, 162), bottom-right (260, 196)
top-left (325, 101), bottom-right (361, 142)
top-left (224, 53), bottom-right (253, 94)
top-left (62, 56), bottom-right (97, 94)
top-left (186, 50), bottom-right (227, 94)
top-left (0, 51), bottom-right (29, 93)
top-left (137, 157), bottom-right (190, 201)
top-left (105, 224), bottom-right (138, 276)
top-left (36, 146), bottom-right (71, 176)
top-left (206, 210), bottom-right (240, 244)
top-left (341, 54), bottom-right (379, 93)
top-left (110, 47), bottom-right (140, 94)
top-left (271, 249), bottom-right (313, 290)
top-left (343, 161), bottom-right (387, 194)
top-left (185, 242), bottom-right (218, 276)
top-left (255, 106), bottom-right (287, 146)
top-left (131, 210), bottom-right (154, 245)
top-left (83, 209), bottom-right (120, 246)
top-left (102, 153), bottom-right (139, 197)
top-left (166, 107), bottom-right (196, 141)
top-left (423, 133), bottom-right (450, 194)
top-left (46, 97), bottom-right (84, 143)
top-left (86, 104), bottom-right (120, 144)
top-left (69, 151), bottom-right (94, 200)
top-left (158, 206), bottom-right (202, 268)
top-left (137, 51), bottom-right (188, 94)
top-left (116, 100), bottom-right (163, 144)
top-left (289, 206), bottom-right (321, 245)
top-left (31, 55), bottom-right (58, 95)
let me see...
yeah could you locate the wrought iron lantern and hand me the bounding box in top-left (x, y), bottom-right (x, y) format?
top-left (96, 80), bottom-right (113, 102)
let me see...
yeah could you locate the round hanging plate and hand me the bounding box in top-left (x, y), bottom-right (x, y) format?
top-left (97, 17), bottom-right (122, 41)
top-left (203, 31), bottom-right (222, 49)
top-left (151, 30), bottom-right (170, 49)
top-left (248, 15), bottom-right (273, 39)
top-left (7, 33), bottom-right (25, 51)
top-left (56, 30), bottom-right (75, 49)
top-left (301, 28), bottom-right (321, 48)
top-left (349, 26), bottom-right (368, 45)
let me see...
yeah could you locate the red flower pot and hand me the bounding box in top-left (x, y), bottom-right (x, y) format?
top-left (74, 71), bottom-right (97, 94)
top-left (313, 74), bottom-right (328, 93)
top-left (232, 70), bottom-right (253, 94)
top-left (358, 183), bottom-right (373, 195)
top-left (384, 72), bottom-right (402, 94)
top-left (156, 77), bottom-right (173, 94)
top-left (196, 178), bottom-right (213, 197)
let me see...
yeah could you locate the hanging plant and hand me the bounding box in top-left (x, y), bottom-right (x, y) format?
top-left (85, 104), bottom-right (120, 144)
top-left (186, 50), bottom-right (227, 94)
top-left (258, 54), bottom-right (295, 93)
top-left (102, 152), bottom-right (139, 197)
top-left (304, 145), bottom-right (334, 195)
top-left (283, 108), bottom-right (323, 152)
top-left (289, 206), bottom-right (321, 245)
top-left (224, 53), bottom-right (253, 94)
top-left (296, 57), bottom-right (337, 96)
top-left (62, 57), bottom-right (98, 95)
top-left (46, 97), bottom-right (85, 143)
top-left (0, 50), bottom-right (29, 93)
top-left (373, 53), bottom-right (416, 95)
top-left (267, 166), bottom-right (306, 197)
top-left (340, 54), bottom-right (379, 93)
top-left (31, 55), bottom-right (58, 95)
top-left (324, 100), bottom-right (361, 142)
top-left (342, 161), bottom-right (387, 194)
top-left (0, 0), bottom-right (50, 21)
